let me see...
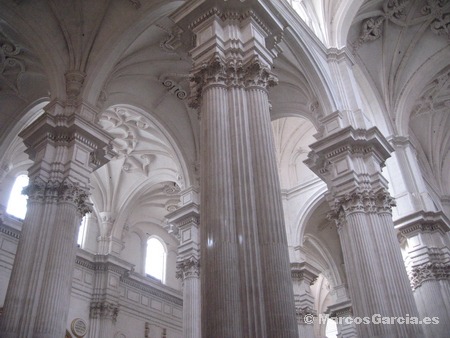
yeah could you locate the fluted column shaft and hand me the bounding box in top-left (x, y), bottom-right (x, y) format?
top-left (171, 3), bottom-right (297, 336)
top-left (306, 126), bottom-right (424, 338)
top-left (200, 83), bottom-right (244, 338)
top-left (0, 99), bottom-right (112, 338)
top-left (247, 87), bottom-right (298, 337)
top-left (396, 211), bottom-right (450, 338)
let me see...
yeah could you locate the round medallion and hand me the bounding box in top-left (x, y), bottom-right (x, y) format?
top-left (71, 318), bottom-right (87, 337)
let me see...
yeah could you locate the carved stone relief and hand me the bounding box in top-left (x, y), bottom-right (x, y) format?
top-left (353, 0), bottom-right (450, 50)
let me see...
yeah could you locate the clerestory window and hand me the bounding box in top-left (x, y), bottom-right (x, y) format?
top-left (6, 174), bottom-right (29, 219)
top-left (145, 237), bottom-right (166, 283)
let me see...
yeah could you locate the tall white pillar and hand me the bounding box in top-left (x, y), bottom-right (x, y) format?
top-left (171, 1), bottom-right (298, 337)
top-left (0, 73), bottom-right (113, 338)
top-left (306, 124), bottom-right (424, 338)
top-left (397, 211), bottom-right (450, 338)
top-left (167, 187), bottom-right (201, 338)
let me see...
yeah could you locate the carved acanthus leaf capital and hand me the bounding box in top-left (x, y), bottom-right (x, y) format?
top-left (89, 301), bottom-right (119, 321)
top-left (408, 262), bottom-right (450, 290)
top-left (23, 177), bottom-right (92, 216)
top-left (188, 54), bottom-right (277, 109)
top-left (327, 189), bottom-right (396, 230)
top-left (175, 256), bottom-right (200, 280)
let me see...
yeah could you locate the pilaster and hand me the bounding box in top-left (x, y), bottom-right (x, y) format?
top-left (305, 126), bottom-right (423, 338)
top-left (291, 262), bottom-right (319, 338)
top-left (396, 211), bottom-right (450, 338)
top-left (167, 187), bottom-right (201, 338)
top-left (88, 255), bottom-right (128, 338)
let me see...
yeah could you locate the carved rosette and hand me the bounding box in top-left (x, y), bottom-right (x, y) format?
top-left (175, 256), bottom-right (200, 281)
top-left (23, 178), bottom-right (92, 216)
top-left (408, 262), bottom-right (450, 290)
top-left (89, 301), bottom-right (119, 322)
top-left (188, 54), bottom-right (277, 109)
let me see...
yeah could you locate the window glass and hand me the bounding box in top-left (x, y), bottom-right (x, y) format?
top-left (6, 175), bottom-right (29, 219)
top-left (145, 237), bottom-right (166, 282)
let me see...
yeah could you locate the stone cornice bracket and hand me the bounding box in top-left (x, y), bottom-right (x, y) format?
top-left (176, 256), bottom-right (200, 281)
top-left (327, 300), bottom-right (353, 319)
top-left (291, 261), bottom-right (320, 285)
top-left (304, 126), bottom-right (393, 187)
top-left (395, 210), bottom-right (450, 237)
top-left (65, 70), bottom-right (86, 104)
top-left (19, 100), bottom-right (114, 173)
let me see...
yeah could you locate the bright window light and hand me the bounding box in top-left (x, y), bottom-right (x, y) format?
top-left (145, 237), bottom-right (166, 282)
top-left (77, 215), bottom-right (88, 247)
top-left (6, 175), bottom-right (29, 219)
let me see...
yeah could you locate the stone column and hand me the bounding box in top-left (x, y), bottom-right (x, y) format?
top-left (305, 124), bottom-right (423, 338)
top-left (396, 211), bottom-right (450, 338)
top-left (291, 262), bottom-right (319, 338)
top-left (0, 93), bottom-right (113, 336)
top-left (171, 2), bottom-right (297, 337)
top-left (167, 187), bottom-right (201, 338)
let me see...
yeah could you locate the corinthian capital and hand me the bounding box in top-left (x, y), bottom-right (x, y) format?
top-left (189, 54), bottom-right (277, 108)
top-left (175, 256), bottom-right (200, 281)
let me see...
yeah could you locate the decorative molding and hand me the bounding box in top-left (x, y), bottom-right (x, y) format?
top-left (176, 256), bottom-right (200, 281)
top-left (327, 189), bottom-right (396, 227)
top-left (408, 262), bottom-right (450, 290)
top-left (295, 306), bottom-right (316, 324)
top-left (99, 107), bottom-right (176, 176)
top-left (189, 54), bottom-right (277, 109)
top-left (89, 301), bottom-right (119, 321)
top-left (23, 178), bottom-right (92, 216)
top-left (75, 254), bottom-right (183, 306)
top-left (291, 262), bottom-right (319, 285)
top-left (0, 223), bottom-right (21, 239)
top-left (162, 79), bottom-right (187, 100)
top-left (0, 25), bottom-right (25, 95)
top-left (353, 0), bottom-right (450, 50)
top-left (411, 70), bottom-right (450, 118)
top-left (120, 275), bottom-right (183, 306)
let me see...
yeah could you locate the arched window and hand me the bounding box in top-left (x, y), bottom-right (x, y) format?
top-left (145, 237), bottom-right (166, 282)
top-left (6, 174), bottom-right (29, 219)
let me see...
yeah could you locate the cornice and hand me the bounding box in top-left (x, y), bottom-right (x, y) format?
top-left (395, 210), bottom-right (450, 236)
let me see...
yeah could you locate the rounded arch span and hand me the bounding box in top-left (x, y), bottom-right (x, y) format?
top-left (294, 186), bottom-right (328, 244)
top-left (0, 99), bottom-right (49, 165)
top-left (303, 233), bottom-right (343, 288)
top-left (282, 28), bottom-right (338, 117)
top-left (331, 0), bottom-right (365, 48)
top-left (395, 48), bottom-right (450, 136)
top-left (94, 170), bottom-right (181, 240)
top-left (83, 1), bottom-right (184, 104)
